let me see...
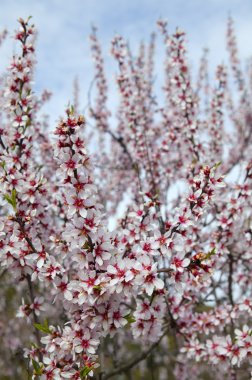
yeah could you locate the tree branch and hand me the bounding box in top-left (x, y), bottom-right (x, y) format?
top-left (101, 330), bottom-right (168, 379)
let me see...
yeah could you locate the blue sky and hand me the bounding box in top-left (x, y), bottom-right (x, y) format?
top-left (0, 0), bottom-right (252, 123)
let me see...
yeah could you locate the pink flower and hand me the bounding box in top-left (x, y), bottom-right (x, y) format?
top-left (73, 329), bottom-right (99, 355)
top-left (171, 251), bottom-right (190, 272)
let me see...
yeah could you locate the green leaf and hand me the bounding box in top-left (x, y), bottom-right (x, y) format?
top-left (11, 189), bottom-right (17, 209)
top-left (34, 320), bottom-right (51, 334)
top-left (204, 248), bottom-right (216, 261)
top-left (212, 161), bottom-right (222, 170)
top-left (0, 161), bottom-right (6, 169)
top-left (93, 285), bottom-right (102, 291)
top-left (4, 189), bottom-right (17, 210)
top-left (3, 194), bottom-right (12, 205)
top-left (124, 313), bottom-right (136, 324)
top-left (69, 105), bottom-right (75, 115)
top-left (32, 359), bottom-right (43, 375)
top-left (80, 366), bottom-right (92, 379)
top-left (32, 359), bottom-right (40, 372)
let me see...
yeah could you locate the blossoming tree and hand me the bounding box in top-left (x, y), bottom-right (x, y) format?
top-left (0, 16), bottom-right (251, 380)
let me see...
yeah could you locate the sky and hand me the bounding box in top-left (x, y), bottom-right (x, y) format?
top-left (0, 0), bottom-right (252, 124)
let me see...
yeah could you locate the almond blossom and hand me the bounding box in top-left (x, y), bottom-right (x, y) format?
top-left (0, 15), bottom-right (251, 380)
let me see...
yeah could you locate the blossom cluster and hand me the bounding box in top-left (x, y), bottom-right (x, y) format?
top-left (0, 16), bottom-right (251, 380)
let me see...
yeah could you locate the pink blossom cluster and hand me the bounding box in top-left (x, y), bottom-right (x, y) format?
top-left (0, 16), bottom-right (251, 380)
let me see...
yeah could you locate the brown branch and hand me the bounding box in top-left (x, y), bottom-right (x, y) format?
top-left (228, 252), bottom-right (234, 307)
top-left (15, 218), bottom-right (43, 360)
top-left (157, 267), bottom-right (172, 274)
top-left (26, 273), bottom-right (42, 361)
top-left (101, 330), bottom-right (168, 379)
top-left (0, 135), bottom-right (6, 150)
